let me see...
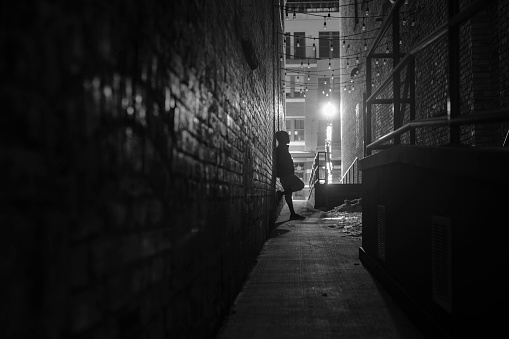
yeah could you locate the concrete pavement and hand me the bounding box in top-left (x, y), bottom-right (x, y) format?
top-left (217, 200), bottom-right (427, 339)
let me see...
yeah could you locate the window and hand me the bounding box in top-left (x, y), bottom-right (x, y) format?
top-left (319, 31), bottom-right (340, 59)
top-left (285, 74), bottom-right (305, 98)
top-left (285, 33), bottom-right (291, 59)
top-left (318, 77), bottom-right (331, 102)
top-left (285, 119), bottom-right (305, 141)
top-left (294, 32), bottom-right (306, 58)
top-left (294, 119), bottom-right (304, 140)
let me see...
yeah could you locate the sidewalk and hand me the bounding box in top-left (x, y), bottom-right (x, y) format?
top-left (217, 200), bottom-right (426, 339)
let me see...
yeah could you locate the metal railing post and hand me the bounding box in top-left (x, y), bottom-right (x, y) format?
top-left (448, 0), bottom-right (461, 145)
top-left (409, 56), bottom-right (416, 144)
top-left (393, 8), bottom-right (401, 145)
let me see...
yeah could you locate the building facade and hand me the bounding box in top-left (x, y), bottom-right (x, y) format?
top-left (283, 0), bottom-right (342, 198)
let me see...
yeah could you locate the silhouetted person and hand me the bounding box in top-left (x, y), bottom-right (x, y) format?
top-left (275, 131), bottom-right (305, 220)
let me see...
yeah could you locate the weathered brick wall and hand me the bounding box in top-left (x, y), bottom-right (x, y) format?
top-left (1, 1), bottom-right (284, 338)
top-left (340, 0), bottom-right (508, 173)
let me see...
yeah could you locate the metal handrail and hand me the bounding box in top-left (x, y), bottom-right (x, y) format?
top-left (366, 0), bottom-right (496, 106)
top-left (364, 0), bottom-right (503, 154)
top-left (340, 157), bottom-right (360, 184)
top-left (367, 108), bottom-right (509, 151)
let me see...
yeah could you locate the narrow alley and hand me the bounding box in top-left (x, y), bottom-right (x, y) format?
top-left (217, 201), bottom-right (428, 339)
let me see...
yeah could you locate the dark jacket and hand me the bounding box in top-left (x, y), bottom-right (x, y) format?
top-left (276, 145), bottom-right (294, 178)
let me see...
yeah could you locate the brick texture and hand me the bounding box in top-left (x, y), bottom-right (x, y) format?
top-left (340, 0), bottom-right (508, 176)
top-left (1, 1), bottom-right (284, 339)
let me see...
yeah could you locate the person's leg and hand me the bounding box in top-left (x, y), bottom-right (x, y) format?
top-left (284, 191), bottom-right (296, 215)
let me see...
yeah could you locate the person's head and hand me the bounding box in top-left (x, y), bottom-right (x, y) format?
top-left (275, 130), bottom-right (290, 145)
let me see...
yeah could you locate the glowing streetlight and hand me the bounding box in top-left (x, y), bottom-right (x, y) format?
top-left (322, 101), bottom-right (337, 117)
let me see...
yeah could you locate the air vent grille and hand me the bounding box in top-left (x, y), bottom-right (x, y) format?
top-left (432, 216), bottom-right (452, 313)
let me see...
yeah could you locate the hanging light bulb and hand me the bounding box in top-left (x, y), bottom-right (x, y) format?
top-left (383, 59), bottom-right (386, 65)
top-left (307, 73), bottom-right (310, 81)
top-left (375, 58), bottom-right (379, 65)
top-left (293, 12), bottom-right (296, 20)
top-left (324, 79), bottom-right (327, 85)
top-left (403, 17), bottom-right (407, 25)
top-left (386, 45), bottom-right (389, 53)
top-left (300, 61), bottom-right (303, 68)
top-left (297, 38), bottom-right (300, 47)
top-left (356, 55), bottom-right (359, 64)
top-left (399, 39), bottom-right (402, 45)
top-left (326, 93), bottom-right (329, 97)
top-left (352, 84), bottom-right (355, 91)
top-left (346, 59), bottom-right (349, 69)
top-left (364, 40), bottom-right (368, 51)
top-left (344, 85), bottom-right (347, 91)
top-left (330, 41), bottom-right (333, 51)
top-left (362, 20), bottom-right (366, 31)
top-left (377, 70), bottom-right (380, 77)
top-left (280, 55), bottom-right (283, 62)
top-left (348, 87), bottom-right (351, 93)
top-left (285, 11), bottom-right (289, 20)
top-left (329, 88), bottom-right (332, 92)
top-left (328, 59), bottom-right (331, 69)
top-left (305, 86), bottom-right (308, 91)
top-left (343, 39), bottom-right (346, 48)
top-left (323, 17), bottom-right (327, 30)
top-left (366, 6), bottom-right (369, 16)
top-left (307, 59), bottom-right (310, 68)
top-left (313, 39), bottom-right (316, 51)
top-left (411, 18), bottom-right (415, 27)
top-left (331, 71), bottom-right (334, 79)
top-left (322, 90), bottom-right (325, 94)
top-left (327, 11), bottom-right (331, 21)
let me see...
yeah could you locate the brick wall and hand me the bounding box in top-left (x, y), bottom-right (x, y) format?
top-left (340, 0), bottom-right (508, 174)
top-left (0, 1), bottom-right (284, 338)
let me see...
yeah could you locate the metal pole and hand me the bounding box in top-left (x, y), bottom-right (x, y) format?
top-left (448, 0), bottom-right (461, 145)
top-left (393, 8), bottom-right (401, 145)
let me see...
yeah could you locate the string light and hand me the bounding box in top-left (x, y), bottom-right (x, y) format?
top-left (307, 59), bottom-right (310, 68)
top-left (313, 39), bottom-right (316, 51)
top-left (362, 18), bottom-right (366, 31)
top-left (364, 39), bottom-right (368, 51)
top-left (330, 41), bottom-right (333, 51)
top-left (375, 58), bottom-right (379, 65)
top-left (323, 17), bottom-right (327, 30)
top-left (356, 55), bottom-right (359, 64)
top-left (297, 38), bottom-right (300, 47)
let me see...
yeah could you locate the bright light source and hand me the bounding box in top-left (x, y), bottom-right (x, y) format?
top-left (322, 102), bottom-right (337, 116)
